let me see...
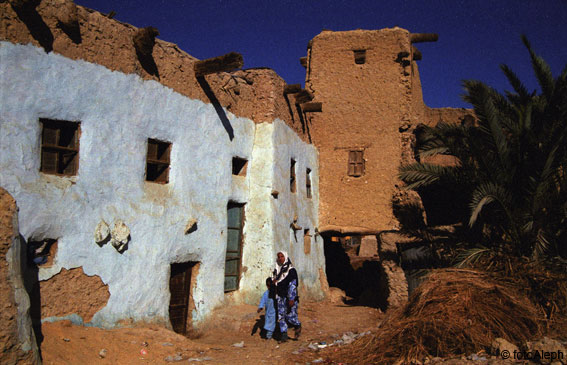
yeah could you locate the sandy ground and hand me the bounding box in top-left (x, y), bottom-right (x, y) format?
top-left (39, 300), bottom-right (383, 364)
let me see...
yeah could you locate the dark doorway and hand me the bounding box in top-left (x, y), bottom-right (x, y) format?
top-left (169, 261), bottom-right (198, 335)
top-left (322, 234), bottom-right (388, 310)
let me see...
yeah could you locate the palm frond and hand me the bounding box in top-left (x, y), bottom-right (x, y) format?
top-left (454, 247), bottom-right (492, 268)
top-left (469, 182), bottom-right (513, 227)
top-left (399, 163), bottom-right (452, 190)
top-left (501, 64), bottom-right (530, 102)
top-left (522, 35), bottom-right (555, 100)
top-left (533, 229), bottom-right (550, 259)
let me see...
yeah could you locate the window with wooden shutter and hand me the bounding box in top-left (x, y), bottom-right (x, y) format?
top-left (290, 158), bottom-right (297, 193)
top-left (40, 119), bottom-right (80, 176)
top-left (348, 150), bottom-right (365, 177)
top-left (146, 138), bottom-right (171, 183)
top-left (225, 202), bottom-right (245, 292)
top-left (306, 168), bottom-right (312, 199)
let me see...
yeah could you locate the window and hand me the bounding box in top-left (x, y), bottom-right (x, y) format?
top-left (348, 150), bottom-right (365, 177)
top-left (40, 118), bottom-right (80, 176)
top-left (146, 138), bottom-right (171, 183)
top-left (306, 168), bottom-right (312, 199)
top-left (225, 202), bottom-right (245, 292)
top-left (290, 159), bottom-right (296, 193)
top-left (232, 157), bottom-right (248, 176)
top-left (304, 229), bottom-right (311, 254)
top-left (28, 239), bottom-right (57, 267)
top-left (354, 49), bottom-right (366, 64)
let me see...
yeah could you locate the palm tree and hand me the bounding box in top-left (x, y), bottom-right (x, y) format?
top-left (400, 36), bottom-right (567, 258)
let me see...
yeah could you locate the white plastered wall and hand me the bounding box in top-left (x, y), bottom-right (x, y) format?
top-left (0, 42), bottom-right (325, 327)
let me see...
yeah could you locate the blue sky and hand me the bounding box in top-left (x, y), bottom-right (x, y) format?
top-left (74, 0), bottom-right (566, 108)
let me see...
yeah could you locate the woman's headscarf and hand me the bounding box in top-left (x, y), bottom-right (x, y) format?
top-left (272, 251), bottom-right (294, 285)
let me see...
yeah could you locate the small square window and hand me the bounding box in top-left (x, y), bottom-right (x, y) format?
top-left (348, 150), bottom-right (365, 177)
top-left (40, 118), bottom-right (80, 176)
top-left (306, 168), bottom-right (312, 199)
top-left (232, 157), bottom-right (248, 176)
top-left (146, 138), bottom-right (171, 183)
top-left (354, 49), bottom-right (366, 64)
top-left (290, 159), bottom-right (297, 193)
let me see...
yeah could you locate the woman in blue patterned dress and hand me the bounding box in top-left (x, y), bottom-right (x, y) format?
top-left (272, 251), bottom-right (301, 342)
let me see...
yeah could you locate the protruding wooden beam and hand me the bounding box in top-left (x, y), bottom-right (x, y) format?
top-left (56, 1), bottom-right (78, 29)
top-left (300, 56), bottom-right (307, 68)
top-left (284, 84), bottom-right (302, 95)
top-left (295, 89), bottom-right (314, 104)
top-left (133, 27), bottom-right (159, 56)
top-left (410, 33), bottom-right (438, 43)
top-left (301, 102), bottom-right (322, 113)
top-left (194, 52), bottom-right (243, 77)
top-left (412, 45), bottom-right (422, 61)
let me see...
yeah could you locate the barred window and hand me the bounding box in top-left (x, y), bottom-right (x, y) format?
top-left (40, 118), bottom-right (80, 176)
top-left (146, 139), bottom-right (171, 183)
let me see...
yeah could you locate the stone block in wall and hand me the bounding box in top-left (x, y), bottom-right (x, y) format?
top-left (0, 188), bottom-right (40, 364)
top-left (381, 260), bottom-right (408, 309)
top-left (358, 235), bottom-right (378, 257)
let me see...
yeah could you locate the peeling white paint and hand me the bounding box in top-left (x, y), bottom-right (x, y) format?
top-left (0, 42), bottom-right (325, 328)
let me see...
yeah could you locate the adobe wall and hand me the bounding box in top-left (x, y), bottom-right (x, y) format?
top-left (0, 188), bottom-right (40, 365)
top-left (0, 0), bottom-right (302, 130)
top-left (424, 106), bottom-right (475, 127)
top-left (304, 29), bottom-right (415, 232)
top-left (301, 29), bottom-right (474, 233)
top-left (0, 41), bottom-right (323, 328)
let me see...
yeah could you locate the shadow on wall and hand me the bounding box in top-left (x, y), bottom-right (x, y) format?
top-left (10, 0), bottom-right (54, 53)
top-left (20, 235), bottom-right (44, 350)
top-left (323, 235), bottom-right (388, 311)
top-left (197, 76), bottom-right (234, 141)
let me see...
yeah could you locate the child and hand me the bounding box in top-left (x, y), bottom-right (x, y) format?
top-left (257, 277), bottom-right (276, 339)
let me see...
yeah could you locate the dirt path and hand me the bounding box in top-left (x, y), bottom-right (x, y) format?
top-left (40, 300), bottom-right (383, 364)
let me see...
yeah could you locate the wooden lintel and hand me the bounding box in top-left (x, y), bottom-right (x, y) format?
top-left (295, 89), bottom-right (314, 104)
top-left (412, 45), bottom-right (422, 61)
top-left (300, 56), bottom-right (307, 68)
top-left (410, 33), bottom-right (438, 44)
top-left (133, 27), bottom-right (159, 56)
top-left (301, 102), bottom-right (322, 113)
top-left (284, 84), bottom-right (302, 95)
top-left (194, 52), bottom-right (243, 77)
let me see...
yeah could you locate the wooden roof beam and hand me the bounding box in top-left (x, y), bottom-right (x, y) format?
top-left (284, 84), bottom-right (302, 95)
top-left (300, 56), bottom-right (307, 68)
top-left (301, 102), bottom-right (322, 113)
top-left (133, 27), bottom-right (159, 56)
top-left (410, 33), bottom-right (438, 43)
top-left (295, 89), bottom-right (314, 104)
top-left (194, 52), bottom-right (243, 77)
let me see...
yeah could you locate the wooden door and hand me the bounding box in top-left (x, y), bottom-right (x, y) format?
top-left (169, 262), bottom-right (194, 334)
